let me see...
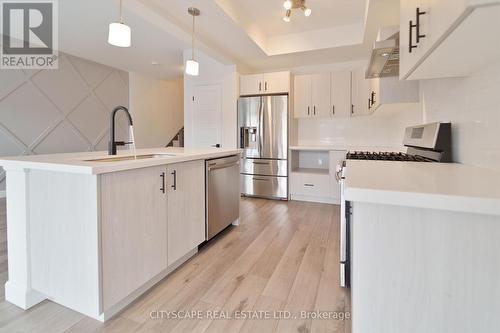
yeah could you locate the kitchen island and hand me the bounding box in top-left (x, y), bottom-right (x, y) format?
top-left (344, 160), bottom-right (500, 333)
top-left (0, 147), bottom-right (241, 321)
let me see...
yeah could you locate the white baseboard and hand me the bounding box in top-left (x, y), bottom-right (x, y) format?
top-left (0, 191), bottom-right (5, 198)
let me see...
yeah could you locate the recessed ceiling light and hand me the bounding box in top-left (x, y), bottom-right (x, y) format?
top-left (283, 0), bottom-right (292, 10)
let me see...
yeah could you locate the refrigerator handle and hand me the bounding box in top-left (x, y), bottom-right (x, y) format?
top-left (258, 97), bottom-right (263, 157)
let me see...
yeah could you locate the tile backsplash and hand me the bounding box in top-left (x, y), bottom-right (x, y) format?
top-left (421, 60), bottom-right (500, 170)
top-left (298, 102), bottom-right (423, 149)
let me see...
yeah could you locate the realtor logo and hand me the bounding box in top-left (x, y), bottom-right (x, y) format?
top-left (1, 0), bottom-right (58, 69)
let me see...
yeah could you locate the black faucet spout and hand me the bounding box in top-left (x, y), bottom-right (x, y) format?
top-left (108, 106), bottom-right (134, 155)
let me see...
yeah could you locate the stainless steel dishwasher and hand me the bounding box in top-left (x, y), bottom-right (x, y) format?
top-left (206, 155), bottom-right (240, 240)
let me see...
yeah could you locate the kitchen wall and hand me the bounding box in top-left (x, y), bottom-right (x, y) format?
top-left (183, 49), bottom-right (238, 149)
top-left (129, 73), bottom-right (183, 149)
top-left (298, 103), bottom-right (422, 149)
top-left (421, 60), bottom-right (500, 170)
top-left (0, 52), bottom-right (129, 195)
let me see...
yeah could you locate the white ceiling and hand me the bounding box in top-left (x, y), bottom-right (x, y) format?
top-left (53, 0), bottom-right (400, 79)
top-left (225, 0), bottom-right (366, 36)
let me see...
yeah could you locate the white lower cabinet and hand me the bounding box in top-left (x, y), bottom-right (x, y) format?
top-left (100, 160), bottom-right (205, 312)
top-left (290, 172), bottom-right (331, 199)
top-left (166, 160), bottom-right (205, 265)
top-left (100, 165), bottom-right (168, 311)
top-left (290, 149), bottom-right (346, 204)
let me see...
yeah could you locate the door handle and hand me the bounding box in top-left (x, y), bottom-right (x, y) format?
top-left (259, 82), bottom-right (262, 91)
top-left (171, 170), bottom-right (177, 190)
top-left (212, 144), bottom-right (221, 148)
top-left (368, 98), bottom-right (372, 110)
top-left (265, 81), bottom-right (267, 91)
top-left (307, 106), bottom-right (310, 116)
top-left (332, 105), bottom-right (335, 115)
top-left (415, 7), bottom-right (427, 43)
top-left (371, 91), bottom-right (376, 105)
top-left (160, 172), bottom-right (165, 193)
top-left (313, 106), bottom-right (316, 115)
top-left (351, 104), bottom-right (354, 115)
top-left (409, 20), bottom-right (417, 53)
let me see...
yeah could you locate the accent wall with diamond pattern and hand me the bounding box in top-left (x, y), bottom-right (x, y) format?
top-left (0, 52), bottom-right (129, 193)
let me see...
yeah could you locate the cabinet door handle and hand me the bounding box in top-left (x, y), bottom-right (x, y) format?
top-left (332, 105), bottom-right (335, 115)
top-left (259, 82), bottom-right (262, 91)
top-left (313, 106), bottom-right (316, 115)
top-left (171, 170), bottom-right (177, 190)
top-left (304, 183), bottom-right (314, 187)
top-left (265, 81), bottom-right (267, 91)
top-left (371, 91), bottom-right (376, 106)
top-left (415, 7), bottom-right (427, 43)
top-left (409, 20), bottom-right (417, 53)
top-left (160, 172), bottom-right (165, 193)
top-left (351, 104), bottom-right (354, 115)
top-left (307, 106), bottom-right (310, 115)
top-left (368, 98), bottom-right (372, 110)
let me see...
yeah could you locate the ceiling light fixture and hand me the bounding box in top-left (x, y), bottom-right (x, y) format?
top-left (283, 9), bottom-right (291, 22)
top-left (108, 0), bottom-right (131, 47)
top-left (185, 7), bottom-right (200, 76)
top-left (282, 0), bottom-right (312, 22)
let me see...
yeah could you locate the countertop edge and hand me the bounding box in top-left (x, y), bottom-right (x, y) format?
top-left (344, 187), bottom-right (500, 216)
top-left (0, 149), bottom-right (242, 175)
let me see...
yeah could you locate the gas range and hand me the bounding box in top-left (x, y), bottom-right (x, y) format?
top-left (337, 122), bottom-right (452, 289)
top-left (346, 151), bottom-right (435, 162)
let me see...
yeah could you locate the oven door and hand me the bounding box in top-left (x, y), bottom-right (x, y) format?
top-left (336, 162), bottom-right (350, 288)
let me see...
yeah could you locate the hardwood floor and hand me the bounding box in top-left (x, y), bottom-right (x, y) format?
top-left (0, 197), bottom-right (351, 333)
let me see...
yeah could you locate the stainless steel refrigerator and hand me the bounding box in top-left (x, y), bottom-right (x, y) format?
top-left (238, 94), bottom-right (288, 200)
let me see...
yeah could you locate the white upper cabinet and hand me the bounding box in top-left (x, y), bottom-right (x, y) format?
top-left (240, 74), bottom-right (263, 96)
top-left (264, 71), bottom-right (290, 94)
top-left (240, 71), bottom-right (290, 95)
top-left (311, 74), bottom-right (331, 118)
top-left (350, 68), bottom-right (372, 116)
top-left (293, 72), bottom-right (346, 119)
top-left (400, 0), bottom-right (500, 80)
top-left (330, 71), bottom-right (352, 118)
top-left (294, 74), bottom-right (312, 118)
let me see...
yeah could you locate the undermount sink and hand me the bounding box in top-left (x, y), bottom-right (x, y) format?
top-left (84, 153), bottom-right (176, 162)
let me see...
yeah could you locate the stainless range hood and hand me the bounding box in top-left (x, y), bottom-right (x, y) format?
top-left (366, 26), bottom-right (400, 79)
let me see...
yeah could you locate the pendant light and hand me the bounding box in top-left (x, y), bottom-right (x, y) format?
top-left (282, 0), bottom-right (312, 22)
top-left (185, 7), bottom-right (200, 76)
top-left (108, 0), bottom-right (131, 47)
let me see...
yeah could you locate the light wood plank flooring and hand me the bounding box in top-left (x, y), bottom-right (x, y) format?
top-left (0, 197), bottom-right (351, 333)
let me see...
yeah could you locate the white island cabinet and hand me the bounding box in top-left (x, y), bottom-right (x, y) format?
top-left (345, 160), bottom-right (500, 333)
top-left (0, 147), bottom-right (240, 321)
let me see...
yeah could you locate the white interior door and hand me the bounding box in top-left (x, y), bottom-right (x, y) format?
top-left (192, 84), bottom-right (223, 148)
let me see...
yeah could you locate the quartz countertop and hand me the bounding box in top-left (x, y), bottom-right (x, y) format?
top-left (344, 160), bottom-right (500, 216)
top-left (0, 147), bottom-right (241, 175)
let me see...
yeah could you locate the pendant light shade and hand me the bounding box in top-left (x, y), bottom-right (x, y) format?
top-left (185, 59), bottom-right (199, 76)
top-left (108, 0), bottom-right (131, 47)
top-left (108, 22), bottom-right (131, 47)
top-left (185, 7), bottom-right (200, 76)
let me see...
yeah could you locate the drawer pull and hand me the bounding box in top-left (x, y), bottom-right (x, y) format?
top-left (304, 183), bottom-right (314, 187)
top-left (253, 161), bottom-right (270, 165)
top-left (253, 177), bottom-right (270, 182)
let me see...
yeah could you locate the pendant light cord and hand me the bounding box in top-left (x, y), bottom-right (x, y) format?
top-left (191, 13), bottom-right (195, 60)
top-left (119, 0), bottom-right (123, 23)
